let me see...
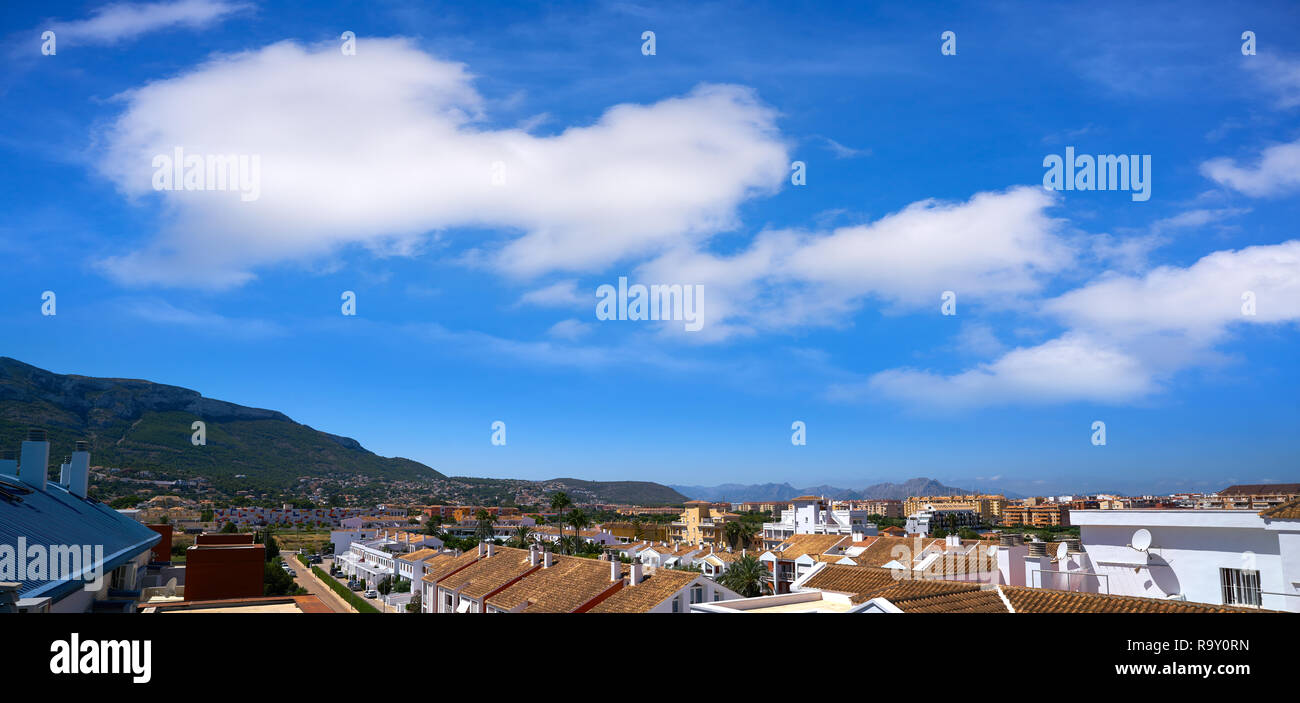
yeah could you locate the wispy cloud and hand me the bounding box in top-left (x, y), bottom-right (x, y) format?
top-left (47, 0), bottom-right (250, 45)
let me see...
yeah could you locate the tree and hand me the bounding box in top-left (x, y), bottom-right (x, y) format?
top-left (549, 492), bottom-right (572, 540)
top-left (219, 521), bottom-right (237, 533)
top-left (718, 555), bottom-right (772, 598)
top-left (631, 519), bottom-right (646, 541)
top-left (474, 509), bottom-right (495, 542)
top-left (566, 508), bottom-right (590, 554)
top-left (722, 520), bottom-right (757, 551)
top-left (512, 525), bottom-right (533, 548)
top-left (378, 575), bottom-right (393, 596)
top-left (406, 591), bottom-right (422, 613)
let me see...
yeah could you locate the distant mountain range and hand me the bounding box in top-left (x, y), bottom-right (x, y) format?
top-left (0, 357), bottom-right (687, 505)
top-left (671, 477), bottom-right (988, 502)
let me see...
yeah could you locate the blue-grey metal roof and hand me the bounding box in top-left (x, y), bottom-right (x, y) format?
top-left (0, 474), bottom-right (161, 602)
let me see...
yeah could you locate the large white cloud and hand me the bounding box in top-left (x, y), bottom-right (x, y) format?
top-left (860, 241), bottom-right (1300, 407)
top-left (636, 186), bottom-right (1073, 340)
top-left (96, 39), bottom-right (789, 287)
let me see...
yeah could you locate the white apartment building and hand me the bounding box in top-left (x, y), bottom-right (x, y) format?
top-left (1071, 505), bottom-right (1300, 611)
top-left (904, 507), bottom-right (981, 536)
top-left (761, 496), bottom-right (876, 548)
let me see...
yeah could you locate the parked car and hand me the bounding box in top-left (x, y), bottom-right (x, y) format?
top-left (348, 580), bottom-right (362, 590)
top-left (285, 568), bottom-right (296, 577)
top-left (363, 589), bottom-right (378, 599)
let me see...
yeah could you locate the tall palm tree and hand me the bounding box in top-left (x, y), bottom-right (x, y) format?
top-left (512, 524), bottom-right (533, 548)
top-left (632, 518), bottom-right (645, 541)
top-left (718, 554), bottom-right (772, 598)
top-left (566, 508), bottom-right (590, 554)
top-left (722, 520), bottom-right (757, 551)
top-left (474, 508), bottom-right (495, 543)
top-left (549, 491), bottom-right (572, 540)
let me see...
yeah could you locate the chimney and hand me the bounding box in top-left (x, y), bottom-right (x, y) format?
top-left (486, 542), bottom-right (495, 557)
top-left (611, 557), bottom-right (620, 582)
top-left (0, 449), bottom-right (16, 476)
top-left (477, 542), bottom-right (486, 557)
top-left (529, 545), bottom-right (538, 566)
top-left (63, 441), bottom-right (90, 499)
top-left (19, 429), bottom-right (49, 492)
top-left (629, 562), bottom-right (643, 586)
top-left (543, 550), bottom-right (553, 568)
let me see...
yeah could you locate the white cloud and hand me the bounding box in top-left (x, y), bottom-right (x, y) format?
top-left (854, 332), bottom-right (1155, 408)
top-left (50, 0), bottom-right (248, 45)
top-left (1246, 54), bottom-right (1300, 109)
top-left (516, 279), bottom-right (586, 309)
top-left (821, 137), bottom-right (870, 159)
top-left (859, 241), bottom-right (1300, 407)
top-left (1200, 138), bottom-right (1300, 197)
top-left (546, 318), bottom-right (592, 341)
top-left (637, 186), bottom-right (1072, 340)
top-left (95, 39), bottom-right (789, 287)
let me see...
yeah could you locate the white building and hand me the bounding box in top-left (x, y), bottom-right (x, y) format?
top-left (761, 496), bottom-right (876, 548)
top-left (904, 507), bottom-right (980, 536)
top-left (1071, 504), bottom-right (1300, 611)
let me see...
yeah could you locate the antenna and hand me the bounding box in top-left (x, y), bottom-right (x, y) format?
top-left (1130, 528), bottom-right (1152, 552)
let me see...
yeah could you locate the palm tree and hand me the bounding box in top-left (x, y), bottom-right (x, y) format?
top-left (718, 554), bottom-right (772, 598)
top-left (631, 518), bottom-right (646, 541)
top-left (722, 520), bottom-right (757, 551)
top-left (512, 524), bottom-right (533, 548)
top-left (549, 491), bottom-right (572, 540)
top-left (474, 508), bottom-right (495, 543)
top-left (566, 508), bottom-right (590, 554)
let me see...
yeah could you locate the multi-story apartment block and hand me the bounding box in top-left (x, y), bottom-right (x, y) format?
top-left (852, 499), bottom-right (903, 518)
top-left (903, 494), bottom-right (1006, 523)
top-left (760, 496), bottom-right (876, 549)
top-left (1001, 502), bottom-right (1070, 528)
top-left (1196, 484), bottom-right (1300, 512)
top-left (668, 500), bottom-right (742, 546)
top-left (905, 507), bottom-right (981, 535)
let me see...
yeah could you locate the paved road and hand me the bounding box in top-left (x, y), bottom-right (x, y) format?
top-left (286, 556), bottom-right (355, 613)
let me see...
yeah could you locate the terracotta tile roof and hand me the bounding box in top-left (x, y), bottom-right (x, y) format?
top-left (880, 580), bottom-right (1007, 613)
top-left (421, 550), bottom-right (480, 584)
top-left (1221, 483), bottom-right (1300, 496)
top-left (437, 547), bottom-right (539, 600)
top-left (790, 495), bottom-right (823, 501)
top-left (767, 534), bottom-right (848, 561)
top-left (999, 586), bottom-right (1277, 614)
top-left (1260, 498), bottom-right (1300, 519)
top-left (800, 564), bottom-right (900, 601)
top-left (588, 569), bottom-right (700, 613)
top-left (485, 556), bottom-right (622, 613)
top-left (396, 548), bottom-right (439, 563)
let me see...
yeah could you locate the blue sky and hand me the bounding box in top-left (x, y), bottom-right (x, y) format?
top-left (1, 0), bottom-right (1298, 496)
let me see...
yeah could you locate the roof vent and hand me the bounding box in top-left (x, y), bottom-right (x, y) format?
top-left (26, 429), bottom-right (47, 442)
top-left (1066, 538), bottom-right (1084, 553)
top-left (1026, 542), bottom-right (1047, 557)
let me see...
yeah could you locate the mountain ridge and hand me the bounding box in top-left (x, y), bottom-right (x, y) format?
top-left (671, 477), bottom-right (988, 502)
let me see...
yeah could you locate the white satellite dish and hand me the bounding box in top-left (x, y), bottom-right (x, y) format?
top-left (985, 545), bottom-right (997, 557)
top-left (1131, 528), bottom-right (1152, 552)
top-left (1055, 542), bottom-right (1069, 560)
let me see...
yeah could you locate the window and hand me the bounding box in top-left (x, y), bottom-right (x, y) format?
top-left (1220, 568), bottom-right (1261, 607)
top-left (672, 597), bottom-right (680, 613)
top-left (713, 591), bottom-right (721, 602)
top-left (690, 585), bottom-right (703, 604)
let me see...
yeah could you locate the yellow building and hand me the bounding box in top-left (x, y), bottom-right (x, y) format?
top-left (668, 501), bottom-right (742, 546)
top-left (904, 495), bottom-right (1006, 524)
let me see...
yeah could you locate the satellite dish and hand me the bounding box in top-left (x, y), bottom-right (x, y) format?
top-left (1055, 542), bottom-right (1068, 560)
top-left (985, 545), bottom-right (997, 557)
top-left (1131, 529), bottom-right (1152, 552)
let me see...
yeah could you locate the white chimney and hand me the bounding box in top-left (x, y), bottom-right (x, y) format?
top-left (543, 550), bottom-right (553, 568)
top-left (486, 542), bottom-right (495, 557)
top-left (0, 450), bottom-right (16, 476)
top-left (19, 429), bottom-right (49, 492)
top-left (477, 542), bottom-right (486, 557)
top-left (64, 442), bottom-right (90, 499)
top-left (611, 557), bottom-right (620, 582)
top-left (629, 562), bottom-right (643, 586)
top-left (529, 545), bottom-right (538, 566)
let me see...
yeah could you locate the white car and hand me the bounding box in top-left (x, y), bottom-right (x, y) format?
top-left (363, 590), bottom-right (378, 599)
